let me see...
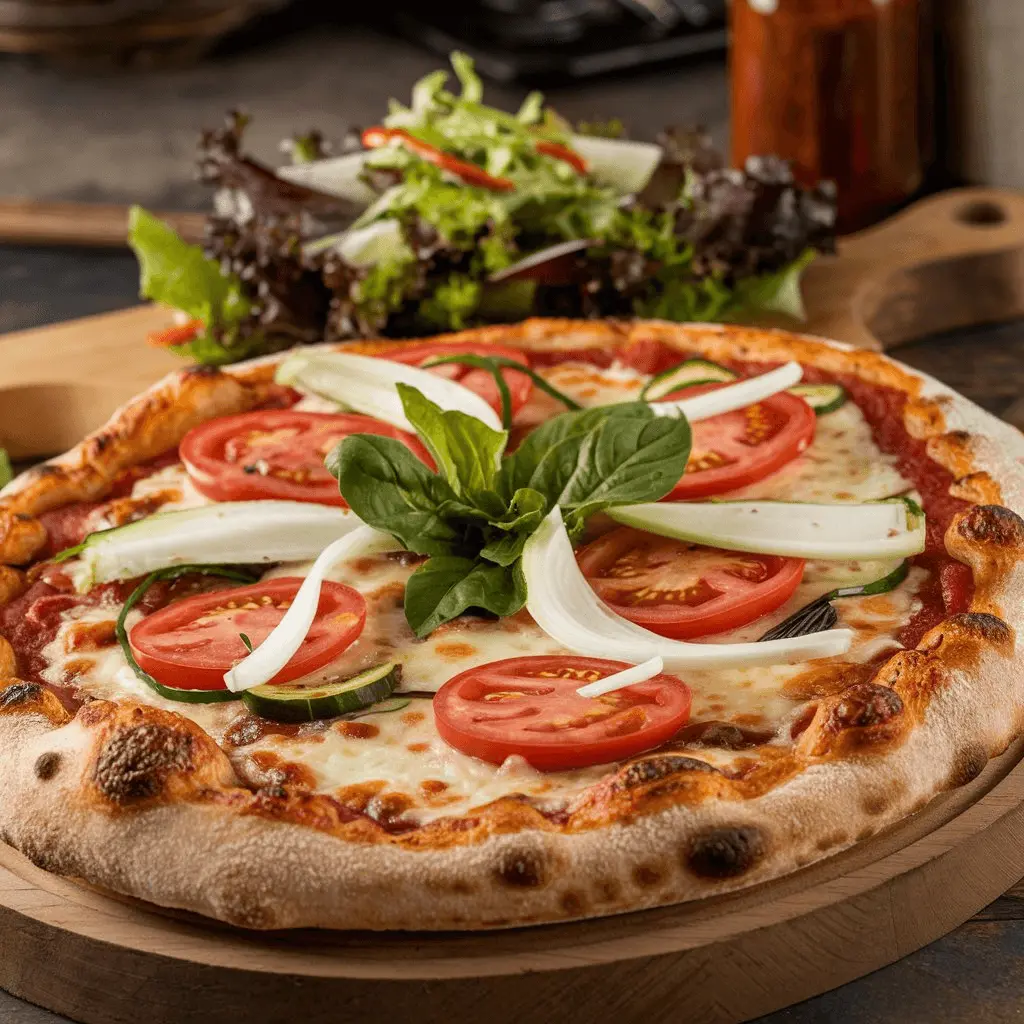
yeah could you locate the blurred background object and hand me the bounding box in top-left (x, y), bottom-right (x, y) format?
top-left (0, 0), bottom-right (289, 67)
top-left (939, 0), bottom-right (1024, 191)
top-left (390, 0), bottom-right (726, 81)
top-left (730, 0), bottom-right (932, 234)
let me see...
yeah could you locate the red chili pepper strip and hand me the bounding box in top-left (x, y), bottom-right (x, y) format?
top-left (361, 126), bottom-right (515, 192)
top-left (535, 140), bottom-right (589, 174)
top-left (148, 319), bottom-right (204, 348)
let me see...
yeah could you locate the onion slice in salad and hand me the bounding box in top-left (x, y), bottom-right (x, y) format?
top-left (276, 350), bottom-right (503, 432)
top-left (224, 525), bottom-right (401, 693)
top-left (607, 499), bottom-right (926, 561)
top-left (651, 362), bottom-right (804, 422)
top-left (522, 508), bottom-right (853, 671)
top-left (61, 501), bottom-right (362, 589)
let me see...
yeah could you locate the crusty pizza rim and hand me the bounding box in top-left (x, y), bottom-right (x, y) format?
top-left (0, 317), bottom-right (1022, 931)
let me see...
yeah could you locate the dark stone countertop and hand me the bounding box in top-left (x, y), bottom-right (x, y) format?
top-left (3, 16), bottom-right (1024, 1024)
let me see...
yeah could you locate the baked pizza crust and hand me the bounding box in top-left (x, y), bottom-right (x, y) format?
top-left (1, 318), bottom-right (1023, 931)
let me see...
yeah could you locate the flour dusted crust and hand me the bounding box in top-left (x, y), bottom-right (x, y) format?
top-left (1, 319), bottom-right (1024, 931)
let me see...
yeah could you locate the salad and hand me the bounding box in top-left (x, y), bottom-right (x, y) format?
top-left (129, 52), bottom-right (837, 365)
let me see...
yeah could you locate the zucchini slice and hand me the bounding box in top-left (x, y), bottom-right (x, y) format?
top-left (788, 382), bottom-right (847, 415)
top-left (640, 359), bottom-right (738, 400)
top-left (242, 662), bottom-right (401, 723)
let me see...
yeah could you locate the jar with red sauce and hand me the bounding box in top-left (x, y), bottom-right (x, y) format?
top-left (730, 0), bottom-right (932, 233)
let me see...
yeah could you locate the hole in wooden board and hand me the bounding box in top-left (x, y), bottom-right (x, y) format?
top-left (0, 383), bottom-right (124, 459)
top-left (955, 200), bottom-right (1009, 227)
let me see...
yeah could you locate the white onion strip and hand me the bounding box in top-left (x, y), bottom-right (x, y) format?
top-left (224, 526), bottom-right (401, 693)
top-left (576, 656), bottom-right (664, 698)
top-left (607, 500), bottom-right (926, 560)
top-left (523, 509), bottom-right (853, 672)
top-left (276, 351), bottom-right (502, 432)
top-left (75, 501), bottom-right (362, 588)
top-left (651, 362), bottom-right (804, 422)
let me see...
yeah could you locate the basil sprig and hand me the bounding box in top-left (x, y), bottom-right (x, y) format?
top-left (328, 386), bottom-right (692, 637)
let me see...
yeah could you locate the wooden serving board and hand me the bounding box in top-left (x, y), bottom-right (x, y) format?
top-left (3, 186), bottom-right (1024, 459)
top-left (3, 737), bottom-right (1024, 1024)
top-left (3, 185), bottom-right (1024, 1024)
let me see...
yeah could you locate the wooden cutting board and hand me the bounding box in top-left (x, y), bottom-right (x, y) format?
top-left (3, 186), bottom-right (1024, 1024)
top-left (2, 186), bottom-right (1024, 458)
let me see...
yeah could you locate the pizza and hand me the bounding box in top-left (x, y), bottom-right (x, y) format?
top-left (1, 318), bottom-right (1022, 932)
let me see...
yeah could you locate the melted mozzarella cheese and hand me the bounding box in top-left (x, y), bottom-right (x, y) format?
top-left (37, 362), bottom-right (923, 825)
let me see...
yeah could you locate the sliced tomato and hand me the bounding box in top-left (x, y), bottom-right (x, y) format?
top-left (433, 655), bottom-right (692, 771)
top-left (361, 126), bottom-right (515, 192)
top-left (382, 341), bottom-right (534, 418)
top-left (577, 527), bottom-right (805, 639)
top-left (661, 382), bottom-right (817, 500)
top-left (129, 577), bottom-right (365, 691)
top-left (181, 410), bottom-right (432, 506)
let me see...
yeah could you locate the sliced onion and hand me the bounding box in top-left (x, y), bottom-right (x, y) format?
top-left (522, 509), bottom-right (853, 671)
top-left (276, 351), bottom-right (503, 432)
top-left (575, 655), bottom-right (664, 697)
top-left (72, 502), bottom-right (362, 589)
top-left (651, 362), bottom-right (804, 422)
top-left (224, 525), bottom-right (400, 693)
top-left (608, 500), bottom-right (926, 560)
top-left (275, 151), bottom-right (378, 206)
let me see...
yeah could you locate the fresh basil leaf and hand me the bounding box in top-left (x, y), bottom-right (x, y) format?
top-left (403, 556), bottom-right (526, 637)
top-left (560, 410), bottom-right (691, 519)
top-left (397, 384), bottom-right (507, 496)
top-left (500, 402), bottom-right (687, 517)
top-left (479, 531), bottom-right (530, 567)
top-left (492, 487), bottom-right (547, 533)
top-left (328, 434), bottom-right (462, 555)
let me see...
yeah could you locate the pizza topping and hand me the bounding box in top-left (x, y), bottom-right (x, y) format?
top-left (224, 527), bottom-right (400, 692)
top-left (432, 655), bottom-right (693, 770)
top-left (788, 382), bottom-right (848, 415)
top-left (523, 507), bottom-right (853, 670)
top-left (662, 385), bottom-right (818, 500)
top-left (129, 574), bottom-right (366, 696)
top-left (640, 358), bottom-right (739, 399)
top-left (181, 410), bottom-right (432, 506)
top-left (241, 662), bottom-right (402, 723)
top-left (58, 501), bottom-right (362, 587)
top-left (116, 565), bottom-right (261, 704)
top-left (276, 350), bottom-right (503, 432)
top-left (606, 498), bottom-right (926, 561)
top-left (577, 527), bottom-right (806, 640)
top-left (651, 361), bottom-right (803, 422)
top-left (760, 559), bottom-right (910, 641)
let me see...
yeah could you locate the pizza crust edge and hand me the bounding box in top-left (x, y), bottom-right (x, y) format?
top-left (0, 318), bottom-right (1022, 931)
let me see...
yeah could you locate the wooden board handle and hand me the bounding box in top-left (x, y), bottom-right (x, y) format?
top-left (0, 199), bottom-right (206, 248)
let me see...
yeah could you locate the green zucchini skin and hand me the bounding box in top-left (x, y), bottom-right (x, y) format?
top-left (788, 383), bottom-right (847, 415)
top-left (640, 358), bottom-right (738, 400)
top-left (242, 663), bottom-right (401, 723)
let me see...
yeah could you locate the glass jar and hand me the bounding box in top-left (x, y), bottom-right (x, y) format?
top-left (730, 0), bottom-right (931, 233)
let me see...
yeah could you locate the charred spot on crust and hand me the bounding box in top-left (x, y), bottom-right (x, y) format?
top-left (957, 505), bottom-right (1024, 548)
top-left (0, 682), bottom-right (43, 708)
top-left (832, 683), bottom-right (903, 729)
top-left (860, 791), bottom-right (891, 815)
top-left (34, 752), bottom-right (61, 780)
top-left (618, 755), bottom-right (719, 788)
top-left (946, 612), bottom-right (1014, 649)
top-left (947, 742), bottom-right (989, 789)
top-left (632, 863), bottom-right (665, 888)
top-left (560, 890), bottom-right (586, 916)
top-left (92, 723), bottom-right (194, 804)
top-left (495, 848), bottom-right (548, 888)
top-left (685, 825), bottom-right (766, 880)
